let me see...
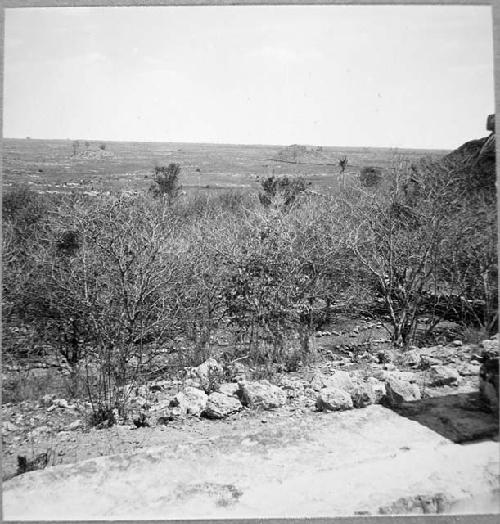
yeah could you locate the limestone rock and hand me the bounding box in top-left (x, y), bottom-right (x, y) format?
top-left (366, 377), bottom-right (386, 403)
top-left (53, 398), bottom-right (70, 409)
top-left (310, 370), bottom-right (355, 393)
top-left (129, 396), bottom-right (150, 410)
top-left (379, 370), bottom-right (419, 384)
top-left (378, 493), bottom-right (451, 515)
top-left (350, 382), bottom-right (377, 408)
top-left (420, 355), bottom-right (443, 369)
top-left (316, 387), bottom-right (353, 411)
top-left (239, 380), bottom-right (286, 409)
top-left (217, 382), bottom-right (240, 398)
top-left (481, 338), bottom-right (499, 355)
top-left (195, 358), bottom-right (224, 388)
top-left (149, 380), bottom-right (171, 392)
top-left (457, 362), bottom-right (481, 377)
top-left (184, 358), bottom-right (224, 391)
top-left (156, 406), bottom-right (185, 424)
top-left (426, 366), bottom-right (459, 387)
top-left (169, 387), bottom-right (208, 416)
top-left (229, 362), bottom-right (250, 382)
top-left (279, 377), bottom-right (305, 397)
top-left (394, 371), bottom-right (419, 383)
top-left (203, 392), bottom-right (243, 419)
top-left (40, 394), bottom-right (56, 408)
top-left (309, 372), bottom-right (328, 392)
top-left (3, 421), bottom-right (18, 432)
top-left (384, 378), bottom-right (421, 406)
top-left (65, 420), bottom-right (83, 431)
top-left (400, 349), bottom-right (422, 367)
top-left (480, 352), bottom-right (499, 412)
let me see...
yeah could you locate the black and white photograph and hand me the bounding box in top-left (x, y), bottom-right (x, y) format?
top-left (1, 1), bottom-right (499, 520)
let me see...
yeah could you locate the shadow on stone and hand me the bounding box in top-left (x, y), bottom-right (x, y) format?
top-left (386, 392), bottom-right (499, 443)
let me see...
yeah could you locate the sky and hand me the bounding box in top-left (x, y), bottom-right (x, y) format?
top-left (2, 5), bottom-right (495, 149)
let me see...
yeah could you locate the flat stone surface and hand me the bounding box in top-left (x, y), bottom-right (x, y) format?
top-left (391, 392), bottom-right (499, 443)
top-left (3, 405), bottom-right (499, 520)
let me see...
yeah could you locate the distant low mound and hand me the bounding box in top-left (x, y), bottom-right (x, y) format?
top-left (272, 145), bottom-right (333, 164)
top-left (72, 149), bottom-right (115, 160)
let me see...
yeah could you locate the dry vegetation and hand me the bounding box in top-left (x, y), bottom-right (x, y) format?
top-left (2, 146), bottom-right (497, 430)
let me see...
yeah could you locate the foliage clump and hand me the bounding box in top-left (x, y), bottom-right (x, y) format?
top-left (150, 163), bottom-right (182, 202)
top-left (258, 175), bottom-right (307, 208)
top-left (359, 166), bottom-right (382, 187)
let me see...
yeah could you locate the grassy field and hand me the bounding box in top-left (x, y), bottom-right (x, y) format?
top-left (2, 138), bottom-right (449, 195)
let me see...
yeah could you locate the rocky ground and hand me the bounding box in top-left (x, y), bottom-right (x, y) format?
top-left (3, 404), bottom-right (499, 519)
top-left (3, 323), bottom-right (498, 488)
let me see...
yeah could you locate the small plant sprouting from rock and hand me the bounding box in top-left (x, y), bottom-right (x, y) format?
top-left (88, 405), bottom-right (117, 429)
top-left (132, 412), bottom-right (150, 428)
top-left (206, 367), bottom-right (224, 394)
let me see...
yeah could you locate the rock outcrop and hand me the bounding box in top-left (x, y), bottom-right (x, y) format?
top-left (350, 382), bottom-right (377, 408)
top-left (316, 387), bottom-right (354, 411)
top-left (444, 114), bottom-right (496, 188)
top-left (185, 358), bottom-right (224, 392)
top-left (384, 378), bottom-right (421, 407)
top-left (479, 337), bottom-right (499, 412)
top-left (203, 392), bottom-right (243, 419)
top-left (239, 380), bottom-right (286, 409)
top-left (426, 365), bottom-right (460, 387)
top-left (169, 387), bottom-right (208, 416)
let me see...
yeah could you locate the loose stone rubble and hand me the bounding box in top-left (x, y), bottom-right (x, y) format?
top-left (3, 336), bottom-right (499, 483)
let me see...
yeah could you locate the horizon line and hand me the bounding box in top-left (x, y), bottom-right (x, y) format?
top-left (2, 136), bottom-right (453, 152)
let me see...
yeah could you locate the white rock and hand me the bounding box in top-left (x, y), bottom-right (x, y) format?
top-left (203, 392), bottom-right (242, 419)
top-left (310, 370), bottom-right (356, 393)
top-left (350, 383), bottom-right (377, 408)
top-left (426, 365), bottom-right (460, 387)
top-left (366, 377), bottom-right (386, 403)
top-left (384, 378), bottom-right (421, 406)
top-left (169, 387), bottom-right (208, 416)
top-left (3, 421), bottom-right (18, 432)
top-left (218, 382), bottom-right (240, 398)
top-left (40, 394), bottom-right (56, 408)
top-left (53, 398), bottom-right (70, 409)
top-left (316, 388), bottom-right (353, 411)
top-left (239, 380), bottom-right (286, 409)
top-left (66, 420), bottom-right (83, 431)
top-left (482, 339), bottom-right (498, 353)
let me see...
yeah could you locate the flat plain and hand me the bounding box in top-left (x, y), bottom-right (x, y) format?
top-left (2, 138), bottom-right (448, 195)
